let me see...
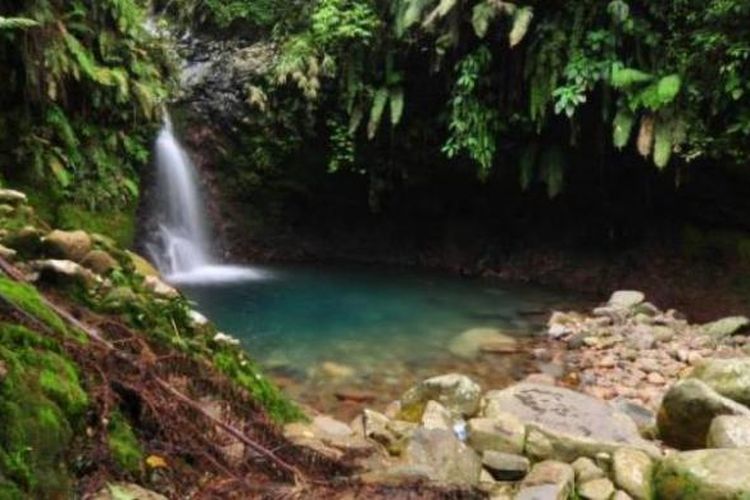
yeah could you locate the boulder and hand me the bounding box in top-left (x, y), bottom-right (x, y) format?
top-left (571, 457), bottom-right (606, 483)
top-left (32, 259), bottom-right (99, 287)
top-left (700, 316), bottom-right (750, 338)
top-left (403, 428), bottom-right (482, 485)
top-left (608, 291), bottom-right (645, 309)
top-left (481, 451), bottom-right (529, 481)
top-left (657, 379), bottom-right (750, 449)
top-left (81, 249), bottom-right (119, 275)
top-left (399, 373), bottom-right (481, 421)
top-left (421, 400), bottom-right (453, 431)
top-left (43, 229), bottom-right (92, 262)
top-left (483, 383), bottom-right (657, 461)
top-left (0, 189), bottom-right (27, 205)
top-left (448, 328), bottom-right (517, 359)
top-left (284, 415), bottom-right (374, 460)
top-left (2, 226), bottom-right (44, 257)
top-left (690, 357), bottom-right (750, 407)
top-left (516, 460), bottom-right (574, 500)
top-left (143, 275), bottom-right (179, 299)
top-left (655, 448), bottom-right (750, 499)
top-left (612, 448), bottom-right (653, 500)
top-left (466, 416), bottom-right (525, 455)
top-left (578, 478), bottom-right (616, 500)
top-left (706, 415), bottom-right (750, 448)
top-left (361, 409), bottom-right (415, 454)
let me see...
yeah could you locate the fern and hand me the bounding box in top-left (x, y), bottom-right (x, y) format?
top-left (367, 87), bottom-right (389, 139)
top-left (0, 16), bottom-right (39, 30)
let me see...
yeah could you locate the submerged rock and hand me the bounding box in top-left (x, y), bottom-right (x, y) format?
top-left (655, 448), bottom-right (750, 499)
top-left (399, 373), bottom-right (481, 421)
top-left (403, 428), bottom-right (482, 485)
top-left (448, 327), bottom-right (517, 359)
top-left (706, 415), bottom-right (750, 448)
top-left (657, 379), bottom-right (750, 449)
top-left (483, 383), bottom-right (656, 461)
top-left (689, 357), bottom-right (750, 407)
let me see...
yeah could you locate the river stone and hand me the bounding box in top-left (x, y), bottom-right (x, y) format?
top-left (361, 409), bottom-right (415, 454)
top-left (700, 316), bottom-right (750, 338)
top-left (43, 229), bottom-right (92, 262)
top-left (516, 460), bottom-right (574, 500)
top-left (32, 259), bottom-right (99, 287)
top-left (481, 451), bottom-right (529, 481)
top-left (571, 457), bottom-right (606, 483)
top-left (655, 448), bottom-right (750, 499)
top-left (608, 291), bottom-right (645, 309)
top-left (144, 275), bottom-right (180, 299)
top-left (0, 189), bottom-right (27, 205)
top-left (448, 328), bottom-right (517, 359)
top-left (81, 249), bottom-right (119, 275)
top-left (399, 373), bottom-right (481, 421)
top-left (484, 383), bottom-right (656, 461)
top-left (612, 448), bottom-right (653, 500)
top-left (657, 378), bottom-right (750, 450)
top-left (578, 477), bottom-right (616, 500)
top-left (421, 400), bottom-right (453, 430)
top-left (466, 416), bottom-right (525, 455)
top-left (706, 415), bottom-right (750, 448)
top-left (403, 428), bottom-right (482, 485)
top-left (690, 357), bottom-right (750, 407)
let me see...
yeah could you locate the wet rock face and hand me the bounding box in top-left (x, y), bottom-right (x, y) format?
top-left (177, 36), bottom-right (275, 127)
top-left (403, 428), bottom-right (482, 485)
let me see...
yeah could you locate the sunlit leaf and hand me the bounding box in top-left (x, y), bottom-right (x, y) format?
top-left (509, 7), bottom-right (533, 47)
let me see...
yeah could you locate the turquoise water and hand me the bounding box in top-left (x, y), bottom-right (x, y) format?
top-left (180, 263), bottom-right (576, 413)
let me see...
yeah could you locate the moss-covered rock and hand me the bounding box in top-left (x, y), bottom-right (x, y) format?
top-left (655, 448), bottom-right (750, 499)
top-left (42, 229), bottom-right (93, 262)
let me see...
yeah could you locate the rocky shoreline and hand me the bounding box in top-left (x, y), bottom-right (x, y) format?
top-left (283, 291), bottom-right (750, 498)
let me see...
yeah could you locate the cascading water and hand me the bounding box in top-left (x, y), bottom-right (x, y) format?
top-left (146, 115), bottom-right (266, 284)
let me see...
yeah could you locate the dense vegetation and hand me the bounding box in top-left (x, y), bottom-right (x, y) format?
top-left (255, 0), bottom-right (749, 200)
top-left (0, 0), bottom-right (170, 245)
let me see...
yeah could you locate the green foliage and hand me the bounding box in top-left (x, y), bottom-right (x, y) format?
top-left (0, 277), bottom-right (69, 338)
top-left (107, 412), bottom-right (143, 474)
top-left (266, 0), bottom-right (750, 198)
top-left (0, 0), bottom-right (170, 214)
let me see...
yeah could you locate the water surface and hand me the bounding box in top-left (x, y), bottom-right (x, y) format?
top-left (180, 263), bottom-right (578, 415)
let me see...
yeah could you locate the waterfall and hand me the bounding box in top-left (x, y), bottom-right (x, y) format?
top-left (146, 115), bottom-right (266, 284)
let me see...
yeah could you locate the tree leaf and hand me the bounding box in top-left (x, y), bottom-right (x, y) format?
top-left (610, 66), bottom-right (653, 88)
top-left (472, 2), bottom-right (496, 39)
top-left (653, 118), bottom-right (673, 169)
top-left (389, 87), bottom-right (405, 126)
top-left (49, 155), bottom-right (72, 187)
top-left (612, 108), bottom-right (635, 149)
top-left (509, 7), bottom-right (533, 47)
top-left (0, 16), bottom-right (39, 30)
top-left (349, 103), bottom-right (365, 134)
top-left (367, 87), bottom-right (389, 139)
top-left (656, 74), bottom-right (681, 104)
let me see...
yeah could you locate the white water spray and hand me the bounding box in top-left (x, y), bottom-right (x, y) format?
top-left (147, 115), bottom-right (267, 284)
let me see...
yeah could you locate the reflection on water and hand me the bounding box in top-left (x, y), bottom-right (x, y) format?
top-left (179, 263), bottom-right (581, 417)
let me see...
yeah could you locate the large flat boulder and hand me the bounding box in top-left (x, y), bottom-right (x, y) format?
top-left (690, 357), bottom-right (750, 407)
top-left (657, 379), bottom-right (750, 449)
top-left (655, 448), bottom-right (750, 499)
top-left (483, 383), bottom-right (657, 461)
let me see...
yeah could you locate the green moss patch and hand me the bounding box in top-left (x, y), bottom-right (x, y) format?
top-left (107, 412), bottom-right (144, 474)
top-left (0, 323), bottom-right (89, 498)
top-left (0, 276), bottom-right (70, 338)
top-left (57, 204), bottom-right (137, 249)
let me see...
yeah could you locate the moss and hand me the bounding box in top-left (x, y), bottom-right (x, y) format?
top-left (0, 276), bottom-right (70, 338)
top-left (107, 411), bottom-right (143, 474)
top-left (212, 348), bottom-right (303, 423)
top-left (57, 203), bottom-right (136, 249)
top-left (0, 323), bottom-right (89, 498)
